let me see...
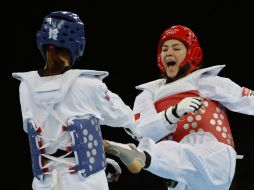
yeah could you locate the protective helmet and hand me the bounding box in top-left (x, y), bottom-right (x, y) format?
top-left (36, 11), bottom-right (85, 64)
top-left (157, 25), bottom-right (203, 74)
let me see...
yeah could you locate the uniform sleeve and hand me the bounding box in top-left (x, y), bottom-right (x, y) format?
top-left (92, 80), bottom-right (135, 129)
top-left (133, 90), bottom-right (177, 142)
top-left (198, 76), bottom-right (254, 115)
top-left (19, 81), bottom-right (32, 132)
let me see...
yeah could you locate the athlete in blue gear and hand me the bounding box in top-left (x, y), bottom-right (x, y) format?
top-left (12, 11), bottom-right (139, 190)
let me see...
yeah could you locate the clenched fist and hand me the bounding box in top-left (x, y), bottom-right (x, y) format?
top-left (174, 97), bottom-right (203, 117)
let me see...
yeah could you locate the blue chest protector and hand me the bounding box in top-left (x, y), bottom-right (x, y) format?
top-left (27, 116), bottom-right (106, 181)
top-left (66, 116), bottom-right (106, 179)
top-left (27, 120), bottom-right (45, 181)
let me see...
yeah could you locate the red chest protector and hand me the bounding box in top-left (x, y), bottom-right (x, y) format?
top-left (155, 90), bottom-right (234, 147)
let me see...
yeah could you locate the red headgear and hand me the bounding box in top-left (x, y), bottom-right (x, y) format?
top-left (157, 25), bottom-right (203, 74)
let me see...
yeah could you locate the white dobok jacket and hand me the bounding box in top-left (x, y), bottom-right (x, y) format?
top-left (13, 69), bottom-right (134, 190)
top-left (133, 65), bottom-right (253, 190)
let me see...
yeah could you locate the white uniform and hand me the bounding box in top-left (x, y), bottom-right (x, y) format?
top-left (13, 69), bottom-right (134, 190)
top-left (133, 65), bottom-right (254, 190)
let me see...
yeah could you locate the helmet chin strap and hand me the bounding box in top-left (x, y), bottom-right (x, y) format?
top-left (165, 63), bottom-right (190, 84)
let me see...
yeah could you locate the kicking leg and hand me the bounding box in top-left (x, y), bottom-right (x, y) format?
top-left (103, 140), bottom-right (151, 173)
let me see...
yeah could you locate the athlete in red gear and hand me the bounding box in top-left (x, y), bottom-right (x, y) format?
top-left (104, 25), bottom-right (254, 190)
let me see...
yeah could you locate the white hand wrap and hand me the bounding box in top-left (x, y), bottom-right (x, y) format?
top-left (165, 106), bottom-right (180, 124)
top-left (165, 97), bottom-right (203, 124)
top-left (175, 97), bottom-right (203, 117)
top-left (106, 158), bottom-right (122, 174)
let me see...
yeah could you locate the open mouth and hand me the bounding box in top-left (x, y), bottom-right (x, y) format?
top-left (166, 60), bottom-right (176, 67)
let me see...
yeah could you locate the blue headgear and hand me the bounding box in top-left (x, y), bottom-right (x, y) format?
top-left (36, 11), bottom-right (85, 64)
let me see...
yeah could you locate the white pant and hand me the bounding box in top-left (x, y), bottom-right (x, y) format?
top-left (32, 170), bottom-right (108, 190)
top-left (138, 132), bottom-right (236, 190)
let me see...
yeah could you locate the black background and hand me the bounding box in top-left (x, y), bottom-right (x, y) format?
top-left (3, 0), bottom-right (253, 189)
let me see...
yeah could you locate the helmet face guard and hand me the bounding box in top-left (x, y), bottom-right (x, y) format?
top-left (157, 25), bottom-right (203, 74)
top-left (36, 11), bottom-right (85, 64)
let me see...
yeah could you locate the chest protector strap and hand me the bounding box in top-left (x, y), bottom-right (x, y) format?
top-left (27, 120), bottom-right (47, 181)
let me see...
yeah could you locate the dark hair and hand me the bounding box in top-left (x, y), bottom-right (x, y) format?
top-left (38, 46), bottom-right (71, 76)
